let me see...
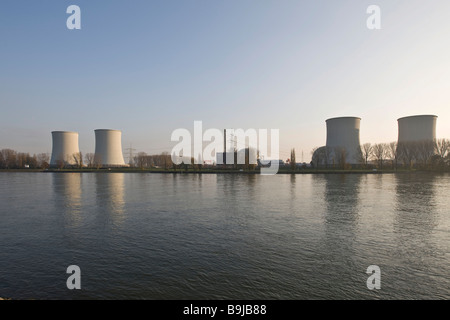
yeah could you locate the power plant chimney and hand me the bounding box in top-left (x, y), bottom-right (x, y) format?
top-left (325, 116), bottom-right (362, 164)
top-left (397, 115), bottom-right (437, 143)
top-left (94, 129), bottom-right (127, 167)
top-left (223, 129), bottom-right (226, 165)
top-left (50, 131), bottom-right (80, 167)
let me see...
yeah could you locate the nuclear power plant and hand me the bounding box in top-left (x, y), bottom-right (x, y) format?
top-left (94, 129), bottom-right (127, 167)
top-left (50, 131), bottom-right (80, 167)
top-left (46, 113), bottom-right (443, 170)
top-left (397, 115), bottom-right (437, 143)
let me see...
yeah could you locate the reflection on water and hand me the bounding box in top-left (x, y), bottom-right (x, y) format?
top-left (1, 172), bottom-right (449, 299)
top-left (395, 173), bottom-right (438, 237)
top-left (52, 173), bottom-right (83, 228)
top-left (320, 174), bottom-right (362, 248)
top-left (394, 173), bottom-right (440, 267)
top-left (321, 175), bottom-right (362, 297)
top-left (324, 174), bottom-right (361, 226)
top-left (95, 173), bottom-right (125, 226)
top-left (390, 173), bottom-right (450, 299)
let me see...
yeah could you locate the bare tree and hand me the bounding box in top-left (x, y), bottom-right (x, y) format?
top-left (135, 152), bottom-right (148, 169)
top-left (373, 143), bottom-right (388, 169)
top-left (37, 153), bottom-right (50, 169)
top-left (159, 152), bottom-right (170, 170)
top-left (94, 154), bottom-right (102, 169)
top-left (31, 154), bottom-right (38, 168)
top-left (73, 152), bottom-right (83, 169)
top-left (290, 148), bottom-right (296, 171)
top-left (17, 152), bottom-right (28, 168)
top-left (431, 138), bottom-right (450, 169)
top-left (361, 143), bottom-right (373, 168)
top-left (0, 149), bottom-right (17, 169)
top-left (435, 138), bottom-right (450, 159)
top-left (85, 153), bottom-right (94, 168)
top-left (388, 142), bottom-right (398, 170)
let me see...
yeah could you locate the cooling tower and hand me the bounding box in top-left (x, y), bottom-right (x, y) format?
top-left (50, 131), bottom-right (80, 167)
top-left (326, 117), bottom-right (361, 164)
top-left (397, 115), bottom-right (437, 143)
top-left (94, 129), bottom-right (127, 167)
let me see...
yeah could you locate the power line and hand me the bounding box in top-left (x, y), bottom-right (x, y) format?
top-left (124, 143), bottom-right (136, 166)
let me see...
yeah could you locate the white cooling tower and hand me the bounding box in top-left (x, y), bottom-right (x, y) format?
top-left (397, 115), bottom-right (437, 143)
top-left (326, 117), bottom-right (361, 164)
top-left (50, 131), bottom-right (80, 167)
top-left (94, 129), bottom-right (127, 167)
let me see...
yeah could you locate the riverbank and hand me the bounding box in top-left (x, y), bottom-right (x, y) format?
top-left (1, 168), bottom-right (447, 174)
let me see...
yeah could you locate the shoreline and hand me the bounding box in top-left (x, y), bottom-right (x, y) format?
top-left (0, 168), bottom-right (448, 174)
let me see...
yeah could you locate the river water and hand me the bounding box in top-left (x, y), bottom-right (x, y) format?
top-left (0, 172), bottom-right (449, 299)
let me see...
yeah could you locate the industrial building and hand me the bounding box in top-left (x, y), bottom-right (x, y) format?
top-left (49, 131), bottom-right (80, 167)
top-left (397, 115), bottom-right (437, 143)
top-left (94, 129), bottom-right (128, 167)
top-left (216, 152), bottom-right (235, 165)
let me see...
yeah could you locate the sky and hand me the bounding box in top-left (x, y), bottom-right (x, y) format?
top-left (1, 0), bottom-right (450, 162)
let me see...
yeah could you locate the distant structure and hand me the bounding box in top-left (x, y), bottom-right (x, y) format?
top-left (94, 129), bottom-right (127, 167)
top-left (50, 131), bottom-right (80, 167)
top-left (325, 116), bottom-right (362, 164)
top-left (216, 129), bottom-right (236, 165)
top-left (125, 143), bottom-right (136, 167)
top-left (397, 115), bottom-right (437, 143)
top-left (216, 152), bottom-right (235, 165)
top-left (311, 116), bottom-right (362, 166)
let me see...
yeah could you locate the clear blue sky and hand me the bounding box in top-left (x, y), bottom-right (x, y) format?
top-left (1, 0), bottom-right (450, 162)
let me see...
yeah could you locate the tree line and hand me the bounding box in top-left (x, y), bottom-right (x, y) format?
top-left (0, 149), bottom-right (50, 169)
top-left (0, 149), bottom-right (175, 170)
top-left (132, 152), bottom-right (174, 170)
top-left (311, 138), bottom-right (450, 170)
top-left (3, 138), bottom-right (449, 171)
